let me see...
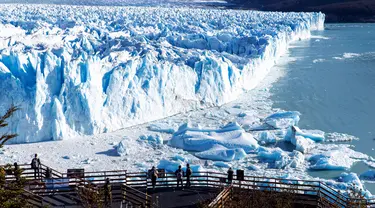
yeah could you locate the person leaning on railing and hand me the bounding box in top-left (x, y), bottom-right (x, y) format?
top-left (227, 167), bottom-right (233, 184)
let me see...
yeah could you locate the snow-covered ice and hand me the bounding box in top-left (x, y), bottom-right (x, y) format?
top-left (195, 145), bottom-right (247, 162)
top-left (264, 111), bottom-right (300, 129)
top-left (168, 122), bottom-right (259, 152)
top-left (0, 4), bottom-right (324, 143)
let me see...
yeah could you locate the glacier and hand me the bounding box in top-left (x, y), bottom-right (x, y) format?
top-left (0, 4), bottom-right (325, 143)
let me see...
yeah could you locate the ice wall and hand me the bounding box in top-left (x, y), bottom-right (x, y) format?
top-left (0, 5), bottom-right (325, 143)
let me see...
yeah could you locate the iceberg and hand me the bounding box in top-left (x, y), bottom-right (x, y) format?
top-left (337, 172), bottom-right (364, 190)
top-left (116, 139), bottom-right (129, 156)
top-left (195, 145), bottom-right (247, 162)
top-left (308, 151), bottom-right (351, 170)
top-left (0, 4), bottom-right (325, 143)
top-left (258, 131), bottom-right (278, 145)
top-left (285, 126), bottom-right (325, 142)
top-left (291, 135), bottom-right (315, 153)
top-left (168, 122), bottom-right (259, 152)
top-left (138, 134), bottom-right (163, 145)
top-left (264, 111), bottom-right (301, 129)
top-left (257, 147), bottom-right (304, 169)
top-left (148, 123), bottom-right (177, 134)
top-left (157, 159), bottom-right (204, 173)
top-left (213, 161), bottom-right (231, 168)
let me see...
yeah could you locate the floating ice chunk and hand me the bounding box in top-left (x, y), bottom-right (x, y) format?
top-left (116, 139), bottom-right (129, 156)
top-left (195, 145), bottom-right (246, 162)
top-left (258, 147), bottom-right (304, 169)
top-left (312, 59), bottom-right (325, 63)
top-left (289, 151), bottom-right (305, 169)
top-left (247, 164), bottom-right (260, 171)
top-left (264, 111), bottom-right (300, 129)
top-left (258, 131), bottom-right (278, 145)
top-left (309, 153), bottom-right (348, 170)
top-left (309, 145), bottom-right (368, 171)
top-left (258, 147), bottom-right (288, 169)
top-left (157, 159), bottom-right (204, 174)
top-left (338, 172), bottom-right (364, 190)
top-left (285, 126), bottom-right (325, 142)
top-left (169, 122), bottom-right (258, 153)
top-left (148, 123), bottom-right (177, 134)
top-left (139, 134), bottom-right (163, 145)
top-left (360, 170), bottom-right (375, 181)
top-left (213, 161), bottom-right (231, 168)
top-left (291, 135), bottom-right (315, 153)
top-left (157, 160), bottom-right (181, 172)
top-left (171, 155), bottom-right (186, 162)
top-left (325, 133), bottom-right (359, 142)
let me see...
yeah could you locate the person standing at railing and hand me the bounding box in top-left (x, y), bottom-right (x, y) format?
top-left (104, 178), bottom-right (112, 207)
top-left (30, 154), bottom-right (41, 180)
top-left (149, 166), bottom-right (159, 190)
top-left (13, 162), bottom-right (21, 183)
top-left (45, 167), bottom-right (52, 179)
top-left (227, 167), bottom-right (233, 184)
top-left (175, 165), bottom-right (184, 189)
top-left (185, 164), bottom-right (192, 188)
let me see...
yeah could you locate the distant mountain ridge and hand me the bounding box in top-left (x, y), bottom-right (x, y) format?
top-left (228, 0), bottom-right (375, 22)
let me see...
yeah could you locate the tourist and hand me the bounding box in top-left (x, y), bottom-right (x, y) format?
top-left (45, 167), bottom-right (52, 179)
top-left (31, 154), bottom-right (41, 179)
top-left (104, 178), bottom-right (112, 207)
top-left (13, 162), bottom-right (21, 183)
top-left (149, 166), bottom-right (159, 190)
top-left (227, 167), bottom-right (233, 184)
top-left (175, 165), bottom-right (184, 189)
top-left (185, 164), bottom-right (192, 188)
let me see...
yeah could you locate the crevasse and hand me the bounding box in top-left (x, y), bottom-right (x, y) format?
top-left (0, 5), bottom-right (325, 143)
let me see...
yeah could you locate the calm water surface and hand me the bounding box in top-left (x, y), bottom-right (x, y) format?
top-left (270, 24), bottom-right (375, 191)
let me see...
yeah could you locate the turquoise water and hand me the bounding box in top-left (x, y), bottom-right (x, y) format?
top-left (270, 24), bottom-right (375, 191)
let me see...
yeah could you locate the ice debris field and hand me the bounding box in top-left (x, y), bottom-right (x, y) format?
top-left (1, 4), bottom-right (375, 198)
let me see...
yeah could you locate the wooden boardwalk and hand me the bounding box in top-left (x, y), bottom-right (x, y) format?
top-left (1, 163), bottom-right (375, 207)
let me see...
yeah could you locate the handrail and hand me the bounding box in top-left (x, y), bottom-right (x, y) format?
top-left (3, 163), bottom-right (375, 207)
top-left (208, 185), bottom-right (233, 208)
top-left (122, 183), bottom-right (152, 207)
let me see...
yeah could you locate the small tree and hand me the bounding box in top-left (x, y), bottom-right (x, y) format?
top-left (0, 105), bottom-right (30, 207)
top-left (0, 105), bottom-right (19, 148)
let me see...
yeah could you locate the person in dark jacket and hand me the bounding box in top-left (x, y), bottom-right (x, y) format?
top-left (149, 166), bottom-right (159, 190)
top-left (185, 164), bottom-right (192, 188)
top-left (227, 167), bottom-right (233, 184)
top-left (13, 162), bottom-right (21, 183)
top-left (175, 165), bottom-right (184, 189)
top-left (104, 178), bottom-right (112, 207)
top-left (31, 154), bottom-right (41, 179)
top-left (45, 167), bottom-right (52, 179)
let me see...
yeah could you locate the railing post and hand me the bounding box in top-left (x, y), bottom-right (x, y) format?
top-left (206, 172), bottom-right (209, 187)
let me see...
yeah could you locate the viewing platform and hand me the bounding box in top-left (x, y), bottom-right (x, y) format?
top-left (1, 163), bottom-right (375, 207)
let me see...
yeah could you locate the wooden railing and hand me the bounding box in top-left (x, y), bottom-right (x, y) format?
top-left (2, 163), bottom-right (375, 207)
top-left (208, 185), bottom-right (233, 208)
top-left (122, 184), bottom-right (152, 207)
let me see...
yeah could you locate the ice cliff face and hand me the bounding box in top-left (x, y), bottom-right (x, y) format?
top-left (0, 4), bottom-right (325, 143)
